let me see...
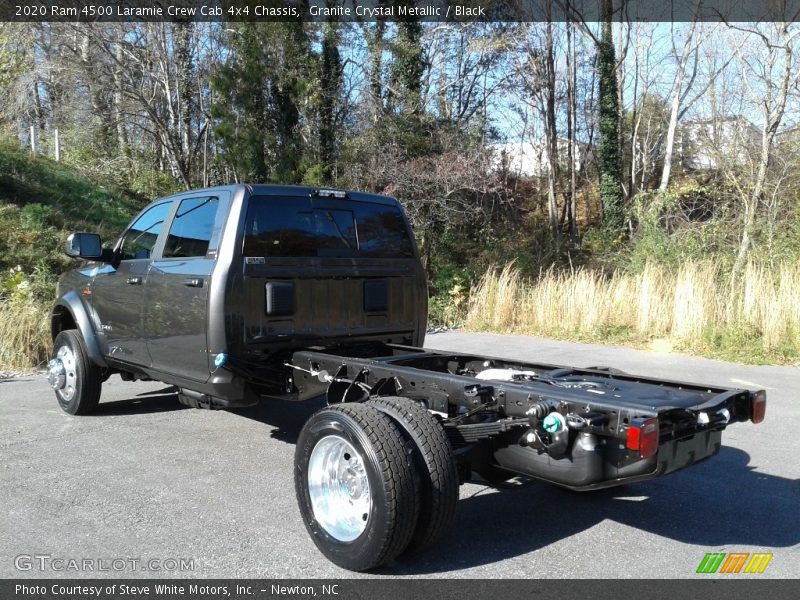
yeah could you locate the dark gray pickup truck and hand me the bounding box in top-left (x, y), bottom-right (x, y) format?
top-left (50, 184), bottom-right (766, 571)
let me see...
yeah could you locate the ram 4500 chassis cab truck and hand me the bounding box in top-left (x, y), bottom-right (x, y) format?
top-left (50, 184), bottom-right (766, 571)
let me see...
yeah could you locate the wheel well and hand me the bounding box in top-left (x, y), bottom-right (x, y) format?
top-left (51, 306), bottom-right (77, 340)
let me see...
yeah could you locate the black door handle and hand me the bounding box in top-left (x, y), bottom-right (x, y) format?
top-left (126, 277), bottom-right (142, 285)
top-left (183, 278), bottom-right (204, 288)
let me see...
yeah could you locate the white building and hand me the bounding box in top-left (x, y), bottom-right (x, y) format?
top-left (679, 117), bottom-right (760, 170)
top-left (492, 139), bottom-right (592, 178)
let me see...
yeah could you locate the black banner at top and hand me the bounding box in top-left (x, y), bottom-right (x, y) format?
top-left (2, 0), bottom-right (800, 23)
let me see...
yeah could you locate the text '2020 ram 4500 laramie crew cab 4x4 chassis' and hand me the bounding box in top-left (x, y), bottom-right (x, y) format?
top-left (49, 184), bottom-right (767, 571)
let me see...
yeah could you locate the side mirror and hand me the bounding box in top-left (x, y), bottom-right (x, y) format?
top-left (64, 232), bottom-right (103, 260)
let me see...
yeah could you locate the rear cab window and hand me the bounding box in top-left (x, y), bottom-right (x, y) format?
top-left (242, 196), bottom-right (414, 259)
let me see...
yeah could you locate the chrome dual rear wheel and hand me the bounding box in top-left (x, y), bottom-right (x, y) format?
top-left (295, 399), bottom-right (459, 571)
top-left (307, 435), bottom-right (371, 542)
top-left (294, 403), bottom-right (419, 571)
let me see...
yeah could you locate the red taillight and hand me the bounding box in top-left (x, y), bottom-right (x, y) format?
top-left (626, 417), bottom-right (659, 459)
top-left (751, 390), bottom-right (767, 424)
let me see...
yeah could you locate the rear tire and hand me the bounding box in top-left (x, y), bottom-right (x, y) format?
top-left (49, 330), bottom-right (102, 415)
top-left (294, 403), bottom-right (420, 571)
top-left (367, 396), bottom-right (459, 555)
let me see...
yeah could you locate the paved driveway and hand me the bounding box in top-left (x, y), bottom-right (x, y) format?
top-left (1, 332), bottom-right (797, 578)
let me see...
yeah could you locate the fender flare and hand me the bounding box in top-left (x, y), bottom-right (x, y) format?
top-left (51, 291), bottom-right (108, 368)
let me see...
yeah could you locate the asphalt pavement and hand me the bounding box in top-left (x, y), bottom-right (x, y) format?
top-left (1, 332), bottom-right (798, 579)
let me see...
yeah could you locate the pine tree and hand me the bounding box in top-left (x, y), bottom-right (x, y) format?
top-left (389, 19), bottom-right (424, 115)
top-left (211, 22), bottom-right (311, 183)
top-left (319, 22), bottom-right (342, 182)
top-left (386, 17), bottom-right (429, 159)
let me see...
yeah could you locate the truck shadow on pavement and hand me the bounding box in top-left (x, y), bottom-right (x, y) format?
top-left (92, 386), bottom-right (186, 415)
top-left (382, 445), bottom-right (799, 575)
top-left (230, 397), bottom-right (326, 443)
top-left (90, 385), bottom-right (322, 425)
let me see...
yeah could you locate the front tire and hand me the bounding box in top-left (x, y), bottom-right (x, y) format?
top-left (49, 330), bottom-right (102, 415)
top-left (294, 403), bottom-right (420, 571)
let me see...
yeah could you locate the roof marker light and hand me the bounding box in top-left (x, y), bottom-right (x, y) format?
top-left (315, 189), bottom-right (347, 198)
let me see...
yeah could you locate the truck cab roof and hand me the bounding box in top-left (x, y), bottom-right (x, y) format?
top-left (154, 184), bottom-right (399, 206)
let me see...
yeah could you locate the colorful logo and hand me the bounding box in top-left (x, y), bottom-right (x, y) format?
top-left (696, 552), bottom-right (773, 574)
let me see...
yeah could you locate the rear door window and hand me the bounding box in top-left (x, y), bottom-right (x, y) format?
top-left (243, 196), bottom-right (414, 258)
top-left (163, 196), bottom-right (220, 258)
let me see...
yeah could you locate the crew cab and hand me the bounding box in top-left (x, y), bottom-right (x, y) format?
top-left (50, 184), bottom-right (766, 572)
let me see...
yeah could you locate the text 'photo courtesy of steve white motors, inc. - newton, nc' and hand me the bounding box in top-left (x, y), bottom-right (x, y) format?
top-left (9, 1), bottom-right (489, 20)
top-left (14, 583), bottom-right (346, 599)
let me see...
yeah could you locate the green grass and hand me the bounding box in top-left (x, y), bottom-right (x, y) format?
top-left (0, 139), bottom-right (152, 370)
top-left (0, 139), bottom-right (148, 277)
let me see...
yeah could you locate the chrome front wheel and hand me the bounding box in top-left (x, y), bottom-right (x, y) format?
top-left (48, 344), bottom-right (77, 402)
top-left (50, 330), bottom-right (102, 415)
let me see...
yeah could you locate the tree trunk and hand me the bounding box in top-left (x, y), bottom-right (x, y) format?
top-left (544, 7), bottom-right (560, 241)
top-left (732, 25), bottom-right (795, 274)
top-left (366, 22), bottom-right (385, 123)
top-left (566, 2), bottom-right (578, 242)
top-left (659, 23), bottom-right (696, 191)
top-left (174, 22), bottom-right (194, 186)
top-left (598, 0), bottom-right (624, 229)
top-left (113, 27), bottom-right (129, 158)
top-left (320, 23), bottom-right (341, 182)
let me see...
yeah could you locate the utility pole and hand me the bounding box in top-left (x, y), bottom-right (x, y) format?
top-left (54, 128), bottom-right (61, 161)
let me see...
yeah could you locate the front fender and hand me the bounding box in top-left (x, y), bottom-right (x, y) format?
top-left (52, 291), bottom-right (108, 368)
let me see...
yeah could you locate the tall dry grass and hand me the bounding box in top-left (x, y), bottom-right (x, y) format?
top-left (465, 261), bottom-right (800, 357)
top-left (0, 298), bottom-right (50, 371)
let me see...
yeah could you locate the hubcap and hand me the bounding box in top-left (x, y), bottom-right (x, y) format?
top-left (47, 358), bottom-right (65, 390)
top-left (48, 346), bottom-right (77, 401)
top-left (307, 435), bottom-right (371, 542)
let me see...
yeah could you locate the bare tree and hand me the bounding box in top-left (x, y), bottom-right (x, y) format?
top-left (424, 22), bottom-right (511, 127)
top-left (565, 1), bottom-right (578, 240)
top-left (657, 20), bottom-right (702, 191)
top-left (722, 21), bottom-right (800, 273)
top-left (625, 23), bottom-right (667, 196)
top-left (377, 143), bottom-right (516, 272)
top-left (507, 20), bottom-right (562, 239)
top-left (70, 22), bottom-right (213, 187)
